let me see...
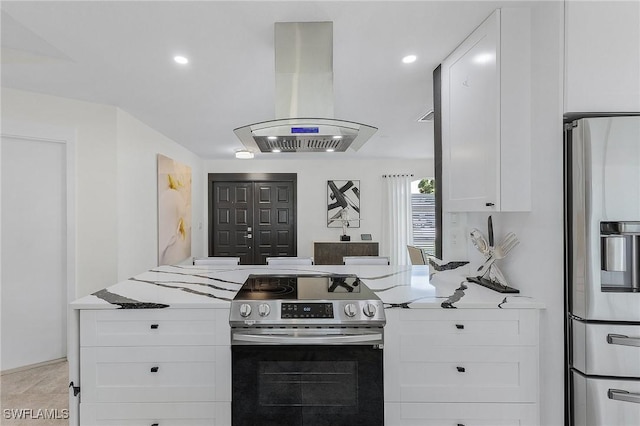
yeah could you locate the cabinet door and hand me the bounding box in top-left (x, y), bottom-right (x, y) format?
top-left (80, 402), bottom-right (230, 426)
top-left (385, 402), bottom-right (538, 426)
top-left (442, 10), bottom-right (500, 211)
top-left (80, 345), bottom-right (231, 403)
top-left (346, 242), bottom-right (379, 257)
top-left (384, 309), bottom-right (539, 404)
top-left (313, 242), bottom-right (347, 265)
top-left (81, 309), bottom-right (229, 347)
top-left (565, 1), bottom-right (640, 112)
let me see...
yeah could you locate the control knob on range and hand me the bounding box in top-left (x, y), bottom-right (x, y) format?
top-left (363, 303), bottom-right (377, 318)
top-left (344, 303), bottom-right (357, 318)
top-left (239, 303), bottom-right (252, 318)
top-left (258, 303), bottom-right (271, 317)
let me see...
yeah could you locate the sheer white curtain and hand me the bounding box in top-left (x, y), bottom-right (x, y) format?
top-left (381, 174), bottom-right (413, 265)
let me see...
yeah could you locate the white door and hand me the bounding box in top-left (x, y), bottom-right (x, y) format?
top-left (1, 135), bottom-right (67, 370)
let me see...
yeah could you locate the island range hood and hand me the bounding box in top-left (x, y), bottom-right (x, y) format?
top-left (234, 22), bottom-right (377, 153)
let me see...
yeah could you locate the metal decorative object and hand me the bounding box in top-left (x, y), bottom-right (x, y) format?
top-left (467, 216), bottom-right (520, 293)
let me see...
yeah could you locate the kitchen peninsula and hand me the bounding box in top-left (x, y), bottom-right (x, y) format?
top-left (69, 262), bottom-right (543, 425)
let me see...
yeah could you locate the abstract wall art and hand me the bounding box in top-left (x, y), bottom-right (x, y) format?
top-left (157, 154), bottom-right (192, 265)
top-left (327, 180), bottom-right (360, 229)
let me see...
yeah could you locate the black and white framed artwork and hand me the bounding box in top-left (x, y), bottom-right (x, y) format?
top-left (327, 180), bottom-right (360, 228)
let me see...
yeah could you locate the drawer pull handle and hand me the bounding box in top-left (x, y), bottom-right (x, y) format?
top-left (150, 324), bottom-right (159, 329)
top-left (485, 202), bottom-right (495, 207)
top-left (456, 366), bottom-right (466, 373)
top-left (458, 424), bottom-right (465, 426)
top-left (455, 324), bottom-right (464, 329)
top-left (150, 366), bottom-right (159, 373)
top-left (607, 334), bottom-right (640, 347)
top-left (151, 424), bottom-right (159, 426)
top-left (608, 388), bottom-right (640, 404)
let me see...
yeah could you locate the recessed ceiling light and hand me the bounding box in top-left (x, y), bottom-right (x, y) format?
top-left (173, 55), bottom-right (189, 65)
top-left (402, 55), bottom-right (417, 64)
top-left (235, 150), bottom-right (254, 159)
top-left (267, 136), bottom-right (278, 140)
top-left (272, 149), bottom-right (281, 153)
top-left (332, 135), bottom-right (342, 139)
top-left (326, 148), bottom-right (335, 152)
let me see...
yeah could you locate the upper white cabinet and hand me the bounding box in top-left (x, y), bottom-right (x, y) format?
top-left (565, 1), bottom-right (640, 113)
top-left (441, 9), bottom-right (531, 212)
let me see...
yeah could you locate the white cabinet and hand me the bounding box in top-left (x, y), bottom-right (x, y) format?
top-left (441, 9), bottom-right (531, 212)
top-left (79, 309), bottom-right (231, 425)
top-left (384, 308), bottom-right (540, 425)
top-left (565, 1), bottom-right (640, 113)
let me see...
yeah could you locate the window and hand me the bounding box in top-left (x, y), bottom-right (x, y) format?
top-left (411, 179), bottom-right (436, 256)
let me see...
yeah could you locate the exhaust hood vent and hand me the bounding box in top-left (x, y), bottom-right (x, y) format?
top-left (234, 22), bottom-right (377, 153)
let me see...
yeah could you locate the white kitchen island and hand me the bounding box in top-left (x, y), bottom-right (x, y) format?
top-left (69, 261), bottom-right (543, 425)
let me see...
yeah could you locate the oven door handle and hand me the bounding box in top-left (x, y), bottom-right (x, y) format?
top-left (232, 331), bottom-right (383, 345)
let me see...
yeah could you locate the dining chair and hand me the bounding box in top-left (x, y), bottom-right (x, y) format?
top-left (342, 256), bottom-right (390, 265)
top-left (266, 257), bottom-right (314, 266)
top-left (193, 257), bottom-right (240, 265)
top-left (407, 245), bottom-right (427, 265)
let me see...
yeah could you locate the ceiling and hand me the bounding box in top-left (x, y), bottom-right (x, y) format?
top-left (1, 1), bottom-right (524, 160)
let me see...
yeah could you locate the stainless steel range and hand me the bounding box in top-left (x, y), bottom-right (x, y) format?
top-left (230, 274), bottom-right (385, 426)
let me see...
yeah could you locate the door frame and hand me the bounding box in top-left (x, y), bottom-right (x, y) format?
top-left (1, 119), bottom-right (77, 374)
top-left (1, 119), bottom-right (77, 306)
top-left (207, 173), bottom-right (297, 259)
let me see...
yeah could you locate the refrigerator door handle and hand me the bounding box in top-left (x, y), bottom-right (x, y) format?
top-left (606, 333), bottom-right (640, 347)
top-left (608, 389), bottom-right (640, 404)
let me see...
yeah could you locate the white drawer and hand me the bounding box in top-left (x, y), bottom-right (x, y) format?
top-left (80, 402), bottom-right (230, 426)
top-left (384, 402), bottom-right (538, 426)
top-left (572, 319), bottom-right (640, 377)
top-left (81, 309), bottom-right (229, 346)
top-left (385, 345), bottom-right (538, 403)
top-left (385, 309), bottom-right (538, 346)
top-left (80, 346), bottom-right (231, 403)
top-left (573, 371), bottom-right (640, 426)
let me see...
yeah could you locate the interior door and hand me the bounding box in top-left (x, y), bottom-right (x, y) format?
top-left (212, 181), bottom-right (254, 264)
top-left (253, 181), bottom-right (295, 264)
top-left (1, 136), bottom-right (67, 369)
top-left (210, 174), bottom-right (296, 264)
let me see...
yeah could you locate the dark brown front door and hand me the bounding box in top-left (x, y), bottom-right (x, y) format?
top-left (209, 174), bottom-right (296, 264)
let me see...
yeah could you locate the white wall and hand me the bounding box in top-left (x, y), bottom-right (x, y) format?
top-left (1, 89), bottom-right (203, 297)
top-left (564, 0), bottom-right (640, 112)
top-left (116, 109), bottom-right (204, 279)
top-left (447, 3), bottom-right (565, 425)
top-left (202, 158), bottom-right (432, 258)
top-left (1, 88), bottom-right (118, 297)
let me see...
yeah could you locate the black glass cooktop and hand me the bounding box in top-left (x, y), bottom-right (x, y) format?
top-left (234, 274), bottom-right (372, 301)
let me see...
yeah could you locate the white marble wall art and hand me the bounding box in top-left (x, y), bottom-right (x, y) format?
top-left (157, 154), bottom-right (191, 266)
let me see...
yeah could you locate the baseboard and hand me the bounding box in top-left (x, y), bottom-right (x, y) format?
top-left (1, 357), bottom-right (67, 376)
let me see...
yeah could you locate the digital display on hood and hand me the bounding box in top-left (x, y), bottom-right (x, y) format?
top-left (291, 127), bottom-right (319, 134)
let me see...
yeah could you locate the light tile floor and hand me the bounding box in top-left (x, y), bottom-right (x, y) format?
top-left (1, 360), bottom-right (68, 425)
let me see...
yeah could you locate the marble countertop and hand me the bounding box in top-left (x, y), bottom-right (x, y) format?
top-left (71, 260), bottom-right (543, 310)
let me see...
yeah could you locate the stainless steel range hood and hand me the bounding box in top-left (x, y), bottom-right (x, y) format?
top-left (234, 22), bottom-right (377, 153)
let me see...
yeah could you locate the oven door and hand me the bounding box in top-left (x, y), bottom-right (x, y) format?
top-left (232, 343), bottom-right (383, 426)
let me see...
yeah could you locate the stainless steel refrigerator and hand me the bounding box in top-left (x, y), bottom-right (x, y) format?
top-left (565, 115), bottom-right (640, 426)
